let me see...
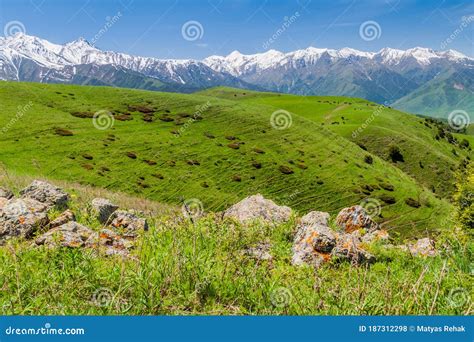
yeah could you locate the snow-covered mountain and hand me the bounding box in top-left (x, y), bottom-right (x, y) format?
top-left (1, 33), bottom-right (473, 117)
top-left (0, 33), bottom-right (253, 91)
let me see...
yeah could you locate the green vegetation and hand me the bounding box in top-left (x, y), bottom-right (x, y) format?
top-left (0, 176), bottom-right (471, 315)
top-left (1, 82), bottom-right (465, 236)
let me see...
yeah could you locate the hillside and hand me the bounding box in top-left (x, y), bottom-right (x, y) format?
top-left (198, 87), bottom-right (473, 200)
top-left (0, 82), bottom-right (458, 236)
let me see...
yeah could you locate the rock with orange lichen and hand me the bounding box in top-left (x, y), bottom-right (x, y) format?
top-left (50, 209), bottom-right (76, 228)
top-left (335, 205), bottom-right (379, 233)
top-left (223, 194), bottom-right (292, 224)
top-left (361, 229), bottom-right (390, 244)
top-left (85, 228), bottom-right (133, 256)
top-left (35, 221), bottom-right (93, 248)
top-left (292, 211), bottom-right (336, 267)
top-left (331, 233), bottom-right (375, 265)
top-left (20, 180), bottom-right (69, 209)
top-left (0, 198), bottom-right (49, 244)
top-left (109, 210), bottom-right (148, 238)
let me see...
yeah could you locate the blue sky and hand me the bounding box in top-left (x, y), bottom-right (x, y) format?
top-left (0, 0), bottom-right (472, 59)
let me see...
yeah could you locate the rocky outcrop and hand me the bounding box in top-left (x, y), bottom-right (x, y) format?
top-left (91, 198), bottom-right (119, 224)
top-left (292, 211), bottom-right (336, 268)
top-left (110, 210), bottom-right (148, 237)
top-left (331, 233), bottom-right (376, 265)
top-left (50, 209), bottom-right (76, 228)
top-left (35, 221), bottom-right (93, 248)
top-left (20, 180), bottom-right (69, 209)
top-left (0, 198), bottom-right (49, 244)
top-left (223, 194), bottom-right (291, 224)
top-left (335, 205), bottom-right (379, 233)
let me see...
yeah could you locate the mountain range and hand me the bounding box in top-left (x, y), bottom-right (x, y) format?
top-left (1, 33), bottom-right (473, 119)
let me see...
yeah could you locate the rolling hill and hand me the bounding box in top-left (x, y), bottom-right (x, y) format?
top-left (0, 82), bottom-right (468, 236)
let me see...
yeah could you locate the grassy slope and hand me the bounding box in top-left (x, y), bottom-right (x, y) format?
top-left (0, 82), bottom-right (454, 236)
top-left (0, 175), bottom-right (471, 315)
top-left (198, 87), bottom-right (473, 199)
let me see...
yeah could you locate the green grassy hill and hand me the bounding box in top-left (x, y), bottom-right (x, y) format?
top-left (0, 82), bottom-right (465, 236)
top-left (198, 87), bottom-right (473, 199)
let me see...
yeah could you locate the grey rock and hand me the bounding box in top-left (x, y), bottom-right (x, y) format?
top-left (50, 209), bottom-right (76, 228)
top-left (0, 187), bottom-right (14, 199)
top-left (407, 237), bottom-right (438, 257)
top-left (331, 233), bottom-right (376, 265)
top-left (223, 194), bottom-right (292, 224)
top-left (110, 210), bottom-right (148, 237)
top-left (91, 198), bottom-right (119, 224)
top-left (0, 198), bottom-right (49, 243)
top-left (35, 222), bottom-right (94, 248)
top-left (20, 180), bottom-right (69, 209)
top-left (292, 211), bottom-right (335, 268)
top-left (361, 229), bottom-right (390, 244)
top-left (244, 242), bottom-right (273, 261)
top-left (335, 205), bottom-right (379, 233)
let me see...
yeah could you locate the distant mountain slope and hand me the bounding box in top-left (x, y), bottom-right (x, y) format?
top-left (0, 82), bottom-right (456, 235)
top-left (198, 87), bottom-right (473, 199)
top-left (0, 33), bottom-right (473, 118)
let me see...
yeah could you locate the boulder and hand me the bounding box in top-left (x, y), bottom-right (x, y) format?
top-left (20, 180), bottom-right (69, 209)
top-left (223, 194), bottom-right (291, 224)
top-left (50, 209), bottom-right (76, 228)
top-left (292, 211), bottom-right (335, 268)
top-left (85, 228), bottom-right (133, 252)
top-left (407, 237), bottom-right (438, 257)
top-left (361, 229), bottom-right (390, 244)
top-left (0, 187), bottom-right (13, 199)
top-left (335, 205), bottom-right (379, 233)
top-left (243, 242), bottom-right (273, 261)
top-left (110, 210), bottom-right (148, 237)
top-left (331, 233), bottom-right (376, 265)
top-left (35, 221), bottom-right (93, 248)
top-left (0, 198), bottom-right (49, 243)
top-left (91, 198), bottom-right (119, 224)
